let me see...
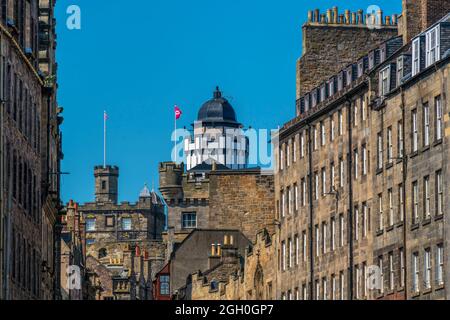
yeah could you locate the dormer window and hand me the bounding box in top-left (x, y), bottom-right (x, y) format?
top-left (369, 52), bottom-right (375, 69)
top-left (328, 79), bottom-right (335, 96)
top-left (380, 46), bottom-right (386, 62)
top-left (426, 25), bottom-right (440, 67)
top-left (312, 90), bottom-right (317, 107)
top-left (379, 66), bottom-right (391, 97)
top-left (346, 69), bottom-right (352, 86)
top-left (412, 38), bottom-right (421, 76)
top-left (338, 73), bottom-right (344, 91)
top-left (396, 56), bottom-right (404, 86)
top-left (358, 61), bottom-right (364, 77)
top-left (320, 85), bottom-right (326, 101)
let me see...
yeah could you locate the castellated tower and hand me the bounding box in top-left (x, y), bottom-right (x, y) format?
top-left (158, 162), bottom-right (183, 201)
top-left (94, 165), bottom-right (119, 204)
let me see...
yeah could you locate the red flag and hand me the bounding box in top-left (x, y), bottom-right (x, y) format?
top-left (104, 111), bottom-right (109, 120)
top-left (174, 105), bottom-right (182, 120)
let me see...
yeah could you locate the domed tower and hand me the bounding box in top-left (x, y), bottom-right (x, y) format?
top-left (184, 87), bottom-right (249, 170)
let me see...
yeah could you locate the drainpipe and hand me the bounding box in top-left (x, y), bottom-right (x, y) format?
top-left (400, 87), bottom-right (408, 300)
top-left (0, 92), bottom-right (3, 300)
top-left (307, 123), bottom-right (315, 300)
top-left (346, 97), bottom-right (354, 300)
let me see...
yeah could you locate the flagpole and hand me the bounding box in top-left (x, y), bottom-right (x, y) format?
top-left (174, 108), bottom-right (177, 163)
top-left (104, 110), bottom-right (106, 168)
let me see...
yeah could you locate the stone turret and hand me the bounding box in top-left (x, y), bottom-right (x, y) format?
top-left (158, 162), bottom-right (183, 201)
top-left (94, 165), bottom-right (119, 204)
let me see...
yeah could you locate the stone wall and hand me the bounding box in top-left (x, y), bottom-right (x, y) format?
top-left (209, 171), bottom-right (276, 240)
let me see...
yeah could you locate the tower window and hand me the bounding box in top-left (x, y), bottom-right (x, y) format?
top-left (182, 212), bottom-right (197, 229)
top-left (102, 180), bottom-right (106, 190)
top-left (121, 218), bottom-right (132, 231)
top-left (86, 218), bottom-right (96, 232)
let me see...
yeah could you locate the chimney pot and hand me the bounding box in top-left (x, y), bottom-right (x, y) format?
top-left (314, 9), bottom-right (320, 22)
top-left (392, 14), bottom-right (398, 25)
top-left (332, 7), bottom-right (338, 24)
top-left (357, 9), bottom-right (364, 25)
top-left (377, 9), bottom-right (383, 25)
top-left (326, 9), bottom-right (332, 23)
top-left (307, 10), bottom-right (313, 22)
top-left (385, 16), bottom-right (391, 25)
top-left (345, 9), bottom-right (350, 24)
top-left (352, 12), bottom-right (357, 25)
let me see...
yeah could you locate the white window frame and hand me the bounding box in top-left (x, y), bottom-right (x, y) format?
top-left (388, 189), bottom-right (394, 227)
top-left (424, 248), bottom-right (432, 289)
top-left (437, 170), bottom-right (443, 216)
top-left (413, 252), bottom-right (419, 293)
top-left (389, 253), bottom-right (394, 291)
top-left (302, 231), bottom-right (307, 262)
top-left (315, 225), bottom-right (320, 257)
top-left (424, 103), bottom-right (430, 147)
top-left (436, 96), bottom-right (443, 141)
top-left (412, 38), bottom-right (421, 76)
top-left (413, 181), bottom-right (419, 223)
top-left (397, 56), bottom-right (404, 85)
top-left (362, 203), bottom-right (368, 238)
top-left (379, 65), bottom-right (391, 97)
top-left (378, 194), bottom-right (384, 231)
top-left (412, 110), bottom-right (418, 152)
top-left (338, 110), bottom-right (343, 136)
top-left (362, 144), bottom-right (367, 175)
top-left (321, 168), bottom-right (327, 196)
top-left (387, 127), bottom-right (393, 162)
top-left (436, 244), bottom-right (444, 286)
top-left (424, 176), bottom-right (430, 219)
top-left (426, 25), bottom-right (440, 68)
top-left (331, 217), bottom-right (336, 251)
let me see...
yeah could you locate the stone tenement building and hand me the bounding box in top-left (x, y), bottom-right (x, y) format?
top-left (180, 229), bottom-right (277, 300)
top-left (69, 165), bottom-right (166, 300)
top-left (154, 229), bottom-right (252, 299)
top-left (159, 88), bottom-right (276, 250)
top-left (276, 0), bottom-right (450, 301)
top-left (0, 0), bottom-right (62, 300)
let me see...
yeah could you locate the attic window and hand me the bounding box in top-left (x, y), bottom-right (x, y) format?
top-left (379, 66), bottom-right (391, 97)
top-left (412, 38), bottom-right (420, 76)
top-left (396, 57), bottom-right (404, 85)
top-left (328, 79), bottom-right (334, 96)
top-left (426, 25), bottom-right (440, 67)
top-left (320, 86), bottom-right (326, 101)
top-left (338, 74), bottom-right (343, 91)
top-left (358, 62), bottom-right (364, 77)
top-left (346, 69), bottom-right (352, 86)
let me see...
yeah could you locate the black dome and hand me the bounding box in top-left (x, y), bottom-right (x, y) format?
top-left (197, 87), bottom-right (237, 123)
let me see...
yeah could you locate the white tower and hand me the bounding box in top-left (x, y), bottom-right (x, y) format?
top-left (184, 87), bottom-right (248, 171)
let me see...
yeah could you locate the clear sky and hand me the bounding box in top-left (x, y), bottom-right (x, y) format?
top-left (56, 0), bottom-right (401, 204)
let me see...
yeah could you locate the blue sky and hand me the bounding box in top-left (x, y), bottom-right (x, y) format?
top-left (56, 0), bottom-right (401, 204)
